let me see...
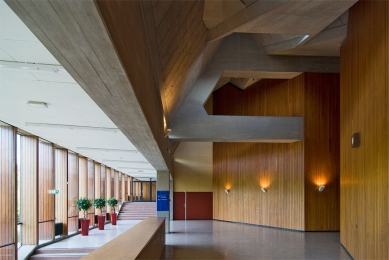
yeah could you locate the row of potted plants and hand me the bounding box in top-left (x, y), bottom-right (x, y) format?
top-left (76, 197), bottom-right (119, 236)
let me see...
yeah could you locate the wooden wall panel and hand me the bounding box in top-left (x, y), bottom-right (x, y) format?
top-left (87, 160), bottom-right (95, 225)
top-left (67, 152), bottom-right (78, 234)
top-left (114, 171), bottom-right (119, 211)
top-left (100, 165), bottom-right (106, 199)
top-left (106, 167), bottom-right (111, 200)
top-left (121, 174), bottom-right (126, 202)
top-left (38, 142), bottom-right (54, 241)
top-left (213, 73), bottom-right (340, 231)
top-left (213, 78), bottom-right (305, 230)
top-left (95, 163), bottom-right (101, 200)
top-left (78, 157), bottom-right (87, 199)
top-left (304, 73), bottom-right (340, 231)
top-left (340, 0), bottom-right (389, 259)
top-left (55, 149), bottom-right (68, 236)
top-left (0, 124), bottom-right (15, 257)
top-left (128, 177), bottom-right (132, 202)
top-left (20, 135), bottom-right (38, 245)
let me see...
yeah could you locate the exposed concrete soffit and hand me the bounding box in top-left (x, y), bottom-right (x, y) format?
top-left (169, 33), bottom-right (340, 142)
top-left (263, 25), bottom-right (348, 55)
top-left (207, 0), bottom-right (357, 43)
top-left (5, 0), bottom-right (168, 171)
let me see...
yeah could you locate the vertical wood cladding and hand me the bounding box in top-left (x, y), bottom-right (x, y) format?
top-left (38, 142), bottom-right (55, 241)
top-left (20, 135), bottom-right (38, 245)
top-left (213, 73), bottom-right (340, 231)
top-left (340, 0), bottom-right (389, 259)
top-left (304, 73), bottom-right (340, 231)
top-left (0, 125), bottom-right (15, 257)
top-left (55, 149), bottom-right (68, 236)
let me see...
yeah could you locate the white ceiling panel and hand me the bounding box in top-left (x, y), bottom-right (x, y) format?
top-left (0, 0), bottom-right (155, 178)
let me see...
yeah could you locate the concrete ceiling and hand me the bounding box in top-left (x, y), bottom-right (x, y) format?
top-left (0, 0), bottom-right (156, 179)
top-left (3, 0), bottom-right (360, 172)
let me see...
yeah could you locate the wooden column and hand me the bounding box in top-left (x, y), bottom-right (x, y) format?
top-left (87, 160), bottom-right (95, 225)
top-left (67, 152), bottom-right (79, 234)
top-left (20, 135), bottom-right (38, 245)
top-left (38, 141), bottom-right (55, 242)
top-left (95, 163), bottom-right (101, 200)
top-left (55, 149), bottom-right (68, 236)
top-left (128, 176), bottom-right (133, 202)
top-left (0, 124), bottom-right (16, 258)
top-left (106, 167), bottom-right (112, 199)
top-left (100, 165), bottom-right (106, 198)
top-left (78, 157), bottom-right (88, 219)
top-left (121, 174), bottom-right (126, 202)
top-left (114, 171), bottom-right (119, 212)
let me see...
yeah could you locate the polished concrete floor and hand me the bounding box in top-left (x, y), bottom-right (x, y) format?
top-left (164, 220), bottom-right (352, 260)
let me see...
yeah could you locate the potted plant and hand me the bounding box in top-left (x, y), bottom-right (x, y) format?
top-left (94, 198), bottom-right (107, 230)
top-left (107, 197), bottom-right (118, 225)
top-left (76, 197), bottom-right (92, 236)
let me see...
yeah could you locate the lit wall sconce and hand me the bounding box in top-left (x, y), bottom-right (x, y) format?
top-left (164, 129), bottom-right (172, 137)
top-left (224, 189), bottom-right (230, 194)
top-left (261, 187), bottom-right (267, 193)
top-left (318, 186), bottom-right (325, 192)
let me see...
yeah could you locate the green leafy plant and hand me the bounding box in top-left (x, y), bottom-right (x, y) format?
top-left (107, 197), bottom-right (118, 212)
top-left (76, 197), bottom-right (92, 219)
top-left (94, 198), bottom-right (107, 216)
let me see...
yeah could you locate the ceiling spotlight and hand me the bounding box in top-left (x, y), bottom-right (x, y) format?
top-left (224, 189), bottom-right (230, 194)
top-left (261, 188), bottom-right (267, 193)
top-left (318, 186), bottom-right (325, 192)
top-left (27, 101), bottom-right (47, 108)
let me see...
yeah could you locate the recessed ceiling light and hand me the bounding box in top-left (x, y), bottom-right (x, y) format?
top-left (138, 170), bottom-right (143, 172)
top-left (27, 101), bottom-right (47, 108)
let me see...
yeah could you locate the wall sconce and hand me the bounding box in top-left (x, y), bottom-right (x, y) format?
top-left (224, 189), bottom-right (230, 194)
top-left (318, 186), bottom-right (325, 192)
top-left (164, 129), bottom-right (172, 137)
top-left (261, 188), bottom-right (267, 193)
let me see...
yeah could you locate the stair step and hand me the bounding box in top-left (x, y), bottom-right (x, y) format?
top-left (30, 253), bottom-right (88, 260)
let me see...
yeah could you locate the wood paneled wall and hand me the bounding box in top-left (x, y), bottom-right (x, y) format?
top-left (67, 152), bottom-right (78, 233)
top-left (100, 165), bottom-right (106, 198)
top-left (38, 142), bottom-right (54, 241)
top-left (95, 163), bottom-right (101, 200)
top-left (106, 167), bottom-right (112, 200)
top-left (20, 135), bottom-right (38, 245)
top-left (114, 171), bottom-right (119, 211)
top-left (87, 160), bottom-right (95, 225)
top-left (0, 124), bottom-right (15, 258)
top-left (55, 149), bottom-right (68, 236)
top-left (128, 177), bottom-right (133, 202)
top-left (340, 0), bottom-right (389, 259)
top-left (213, 73), bottom-right (340, 231)
top-left (121, 174), bottom-right (126, 202)
top-left (304, 73), bottom-right (340, 231)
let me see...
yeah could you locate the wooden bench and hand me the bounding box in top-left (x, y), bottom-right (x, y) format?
top-left (82, 217), bottom-right (165, 260)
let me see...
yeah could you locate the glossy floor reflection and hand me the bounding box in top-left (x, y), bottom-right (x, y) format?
top-left (164, 220), bottom-right (351, 260)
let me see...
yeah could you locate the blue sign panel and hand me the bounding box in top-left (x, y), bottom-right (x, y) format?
top-left (157, 191), bottom-right (169, 211)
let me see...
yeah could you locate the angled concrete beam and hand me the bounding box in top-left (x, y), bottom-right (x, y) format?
top-left (170, 33), bottom-right (341, 142)
top-left (210, 33), bottom-right (340, 73)
top-left (208, 0), bottom-right (288, 42)
top-left (169, 115), bottom-right (303, 142)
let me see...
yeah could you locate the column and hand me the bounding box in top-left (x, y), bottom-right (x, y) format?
top-left (156, 171), bottom-right (170, 233)
top-left (128, 176), bottom-right (132, 202)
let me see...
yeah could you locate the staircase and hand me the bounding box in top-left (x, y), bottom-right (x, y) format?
top-left (29, 247), bottom-right (96, 260)
top-left (117, 202), bottom-right (156, 220)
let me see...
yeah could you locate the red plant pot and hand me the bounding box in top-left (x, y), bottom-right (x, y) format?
top-left (98, 215), bottom-right (106, 230)
top-left (80, 218), bottom-right (90, 236)
top-left (111, 212), bottom-right (117, 225)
